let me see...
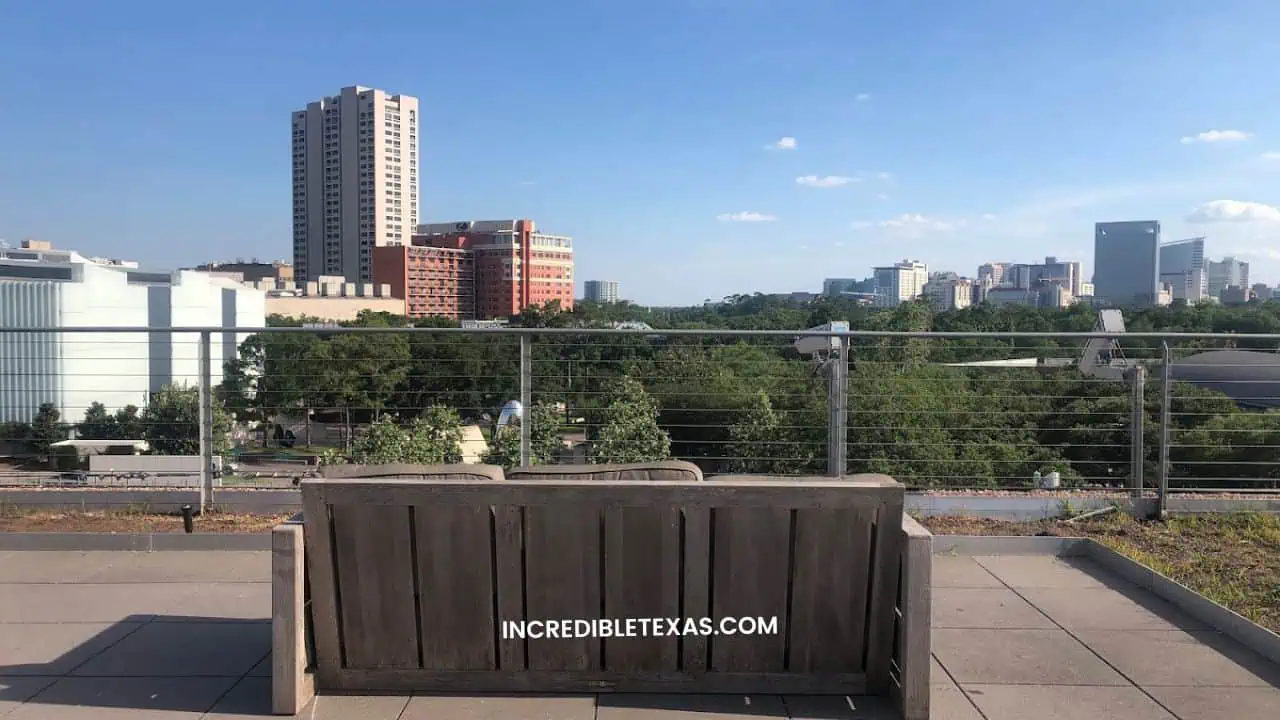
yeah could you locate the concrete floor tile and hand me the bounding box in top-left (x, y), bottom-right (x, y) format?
top-left (151, 583), bottom-right (270, 622)
top-left (0, 677), bottom-right (59, 717)
top-left (201, 677), bottom-right (271, 718)
top-left (84, 552), bottom-right (270, 584)
top-left (1146, 685), bottom-right (1280, 719)
top-left (972, 555), bottom-right (1115, 589)
top-left (246, 654), bottom-right (270, 678)
top-left (404, 695), bottom-right (595, 720)
top-left (0, 553), bottom-right (123, 584)
top-left (931, 656), bottom-right (955, 686)
top-left (930, 686), bottom-right (983, 720)
top-left (300, 694), bottom-right (410, 720)
top-left (6, 676), bottom-right (235, 718)
top-left (71, 622), bottom-right (269, 677)
top-left (1076, 629), bottom-right (1280, 687)
top-left (933, 588), bottom-right (1055, 629)
top-left (0, 622), bottom-right (142, 676)
top-left (932, 556), bottom-right (1004, 588)
top-left (594, 694), bottom-right (788, 718)
top-left (784, 695), bottom-right (894, 718)
top-left (1019, 586), bottom-right (1208, 631)
top-left (962, 684), bottom-right (1176, 720)
top-left (0, 584), bottom-right (197, 623)
top-left (934, 628), bottom-right (1128, 686)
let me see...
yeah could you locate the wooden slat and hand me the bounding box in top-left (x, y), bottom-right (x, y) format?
top-left (493, 505), bottom-right (526, 671)
top-left (680, 507), bottom-right (711, 673)
top-left (523, 505), bottom-right (601, 671)
top-left (331, 504), bottom-right (419, 669)
top-left (328, 668), bottom-right (867, 695)
top-left (602, 506), bottom-right (681, 672)
top-left (708, 507), bottom-right (792, 672)
top-left (271, 523), bottom-right (315, 715)
top-left (414, 504), bottom-right (496, 670)
top-left (299, 490), bottom-right (342, 687)
top-left (863, 497), bottom-right (906, 694)
top-left (788, 507), bottom-right (874, 672)
top-left (309, 478), bottom-right (902, 509)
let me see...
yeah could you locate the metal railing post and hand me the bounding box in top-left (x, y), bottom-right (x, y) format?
top-left (1158, 342), bottom-right (1172, 518)
top-left (519, 332), bottom-right (532, 467)
top-left (827, 335), bottom-right (850, 477)
top-left (198, 330), bottom-right (215, 513)
top-left (1129, 364), bottom-right (1146, 494)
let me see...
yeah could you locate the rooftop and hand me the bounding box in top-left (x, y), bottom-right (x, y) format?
top-left (0, 548), bottom-right (1273, 718)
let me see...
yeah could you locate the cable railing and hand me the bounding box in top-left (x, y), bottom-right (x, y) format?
top-left (1, 325), bottom-right (1278, 513)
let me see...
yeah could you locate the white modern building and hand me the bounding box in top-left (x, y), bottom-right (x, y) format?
top-left (1159, 237), bottom-right (1208, 303)
top-left (0, 241), bottom-right (265, 424)
top-left (292, 85), bottom-right (420, 285)
top-left (583, 280), bottom-right (620, 304)
top-left (872, 260), bottom-right (929, 307)
top-left (923, 274), bottom-right (974, 311)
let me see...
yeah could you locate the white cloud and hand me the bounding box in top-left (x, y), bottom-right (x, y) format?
top-left (877, 213), bottom-right (958, 231)
top-left (855, 93), bottom-right (871, 102)
top-left (875, 193), bottom-right (890, 201)
top-left (717, 211), bottom-right (777, 223)
top-left (1180, 129), bottom-right (1252, 144)
top-left (850, 220), bottom-right (874, 230)
top-left (833, 240), bottom-right (846, 247)
top-left (1187, 199), bottom-right (1280, 223)
top-left (1260, 151), bottom-right (1280, 162)
top-left (876, 171), bottom-right (892, 181)
top-left (518, 180), bottom-right (537, 186)
top-left (766, 136), bottom-right (797, 151)
top-left (982, 213), bottom-right (997, 220)
top-left (796, 175), bottom-right (855, 188)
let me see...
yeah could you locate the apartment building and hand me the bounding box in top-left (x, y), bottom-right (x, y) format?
top-left (584, 280), bottom-right (621, 304)
top-left (372, 219), bottom-right (574, 320)
top-left (923, 274), bottom-right (974, 311)
top-left (292, 86), bottom-right (419, 285)
top-left (872, 260), bottom-right (928, 307)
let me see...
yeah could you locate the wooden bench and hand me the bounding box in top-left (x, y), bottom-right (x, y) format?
top-left (272, 469), bottom-right (932, 718)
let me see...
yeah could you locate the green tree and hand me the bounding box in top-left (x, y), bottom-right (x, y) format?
top-left (350, 407), bottom-right (464, 465)
top-left (483, 402), bottom-right (566, 467)
top-left (591, 377), bottom-right (671, 463)
top-left (140, 385), bottom-right (232, 455)
top-left (726, 390), bottom-right (817, 474)
top-left (77, 402), bottom-right (117, 440)
top-left (30, 403), bottom-right (68, 456)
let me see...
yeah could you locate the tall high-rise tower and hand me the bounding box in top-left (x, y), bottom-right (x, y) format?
top-left (291, 86), bottom-right (419, 284)
top-left (1094, 221), bottom-right (1160, 307)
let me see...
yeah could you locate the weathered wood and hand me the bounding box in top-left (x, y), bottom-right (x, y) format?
top-left (708, 507), bottom-right (792, 672)
top-left (299, 489), bottom-right (342, 687)
top-left (331, 504), bottom-right (419, 669)
top-left (493, 505), bottom-right (526, 671)
top-left (863, 496), bottom-right (906, 694)
top-left (271, 523), bottom-right (315, 715)
top-left (895, 514), bottom-right (933, 720)
top-left (788, 507), bottom-right (874, 672)
top-left (414, 504), bottom-right (496, 670)
top-left (680, 507), bottom-right (711, 673)
top-left (327, 669), bottom-right (868, 695)
top-left (602, 506), bottom-right (681, 671)
top-left (523, 505), bottom-right (601, 671)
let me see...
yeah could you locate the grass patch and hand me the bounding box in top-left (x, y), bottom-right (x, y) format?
top-left (920, 512), bottom-right (1280, 635)
top-left (0, 508), bottom-right (293, 534)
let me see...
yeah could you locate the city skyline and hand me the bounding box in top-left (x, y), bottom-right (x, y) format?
top-left (4, 1), bottom-right (1280, 305)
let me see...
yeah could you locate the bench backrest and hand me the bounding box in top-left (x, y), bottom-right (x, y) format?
top-left (300, 475), bottom-right (905, 694)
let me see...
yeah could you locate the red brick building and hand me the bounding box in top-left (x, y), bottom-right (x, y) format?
top-left (372, 219), bottom-right (574, 320)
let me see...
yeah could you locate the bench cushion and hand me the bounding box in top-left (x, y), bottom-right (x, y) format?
top-left (319, 463), bottom-right (504, 481)
top-left (505, 460), bottom-right (703, 482)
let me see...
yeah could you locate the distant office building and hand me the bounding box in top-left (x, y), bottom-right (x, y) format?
top-left (583, 280), bottom-right (620, 304)
top-left (977, 262), bottom-right (1010, 286)
top-left (373, 219), bottom-right (573, 320)
top-left (872, 260), bottom-right (928, 307)
top-left (192, 260), bottom-right (293, 286)
top-left (0, 241), bottom-right (265, 424)
top-left (982, 283), bottom-right (1072, 309)
top-left (292, 85), bottom-right (420, 285)
top-left (1006, 257), bottom-right (1081, 297)
top-left (1080, 282), bottom-right (1094, 297)
top-left (924, 276), bottom-right (973, 311)
top-left (1221, 286), bottom-right (1250, 305)
top-left (1208, 257), bottom-right (1250, 300)
top-left (1252, 283), bottom-right (1270, 301)
top-left (1158, 238), bottom-right (1207, 303)
top-left (257, 276), bottom-right (402, 322)
top-left (1094, 221), bottom-right (1161, 307)
top-left (822, 277), bottom-right (875, 297)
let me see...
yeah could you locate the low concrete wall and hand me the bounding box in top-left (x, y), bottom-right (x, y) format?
top-left (0, 532), bottom-right (271, 551)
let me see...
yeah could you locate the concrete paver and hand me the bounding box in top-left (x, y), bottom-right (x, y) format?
top-left (1145, 685), bottom-right (1280, 719)
top-left (0, 622), bottom-right (142, 675)
top-left (961, 684), bottom-right (1177, 720)
top-left (933, 628), bottom-right (1129, 686)
top-left (1076, 629), bottom-right (1280, 687)
top-left (1019, 586), bottom-right (1209, 632)
top-left (931, 555), bottom-right (1004, 588)
top-left (932, 588), bottom-right (1056, 629)
top-left (0, 549), bottom-right (1276, 718)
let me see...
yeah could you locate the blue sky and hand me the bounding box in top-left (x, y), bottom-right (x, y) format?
top-left (4, 0), bottom-right (1280, 306)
